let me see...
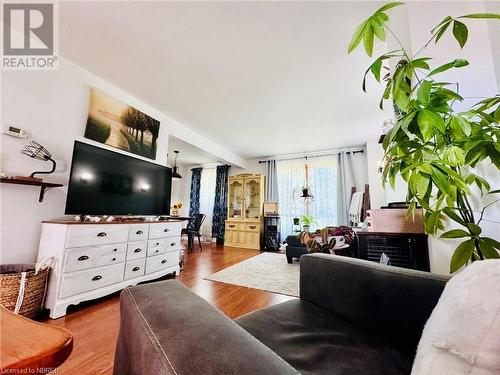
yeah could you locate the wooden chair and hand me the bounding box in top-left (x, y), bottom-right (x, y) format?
top-left (181, 214), bottom-right (206, 252)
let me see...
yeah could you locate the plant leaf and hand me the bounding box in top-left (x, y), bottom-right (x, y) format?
top-left (441, 229), bottom-right (471, 239)
top-left (482, 237), bottom-right (500, 250)
top-left (411, 57), bottom-right (431, 70)
top-left (459, 13), bottom-right (500, 20)
top-left (363, 24), bottom-right (375, 57)
top-left (452, 20), bottom-right (468, 48)
top-left (418, 109), bottom-right (444, 140)
top-left (417, 80), bottom-right (432, 103)
top-left (442, 207), bottom-right (466, 226)
top-left (429, 59), bottom-right (469, 77)
top-left (348, 21), bottom-right (368, 53)
top-left (375, 1), bottom-right (404, 13)
top-left (467, 223), bottom-right (482, 236)
top-left (435, 21), bottom-right (452, 43)
top-left (450, 239), bottom-right (475, 273)
top-left (479, 239), bottom-right (500, 259)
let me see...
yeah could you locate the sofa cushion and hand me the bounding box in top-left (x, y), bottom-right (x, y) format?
top-left (236, 299), bottom-right (413, 375)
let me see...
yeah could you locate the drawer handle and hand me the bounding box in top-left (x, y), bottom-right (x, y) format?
top-left (113, 248), bottom-right (118, 252)
top-left (112, 257), bottom-right (117, 261)
top-left (156, 242), bottom-right (160, 246)
top-left (249, 225), bottom-right (256, 229)
top-left (92, 275), bottom-right (102, 281)
top-left (163, 228), bottom-right (170, 232)
top-left (229, 225), bottom-right (235, 228)
top-left (97, 232), bottom-right (107, 237)
top-left (155, 249), bottom-right (159, 253)
top-left (170, 242), bottom-right (176, 247)
top-left (136, 230), bottom-right (144, 235)
top-left (132, 266), bottom-right (140, 272)
top-left (77, 255), bottom-right (89, 261)
top-left (161, 259), bottom-right (167, 264)
top-left (134, 248), bottom-right (142, 253)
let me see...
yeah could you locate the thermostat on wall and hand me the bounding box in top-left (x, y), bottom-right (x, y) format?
top-left (3, 125), bottom-right (29, 138)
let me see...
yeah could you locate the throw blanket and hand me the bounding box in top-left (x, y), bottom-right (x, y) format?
top-left (298, 228), bottom-right (337, 254)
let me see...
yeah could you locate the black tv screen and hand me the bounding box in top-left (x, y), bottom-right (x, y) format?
top-left (65, 141), bottom-right (172, 215)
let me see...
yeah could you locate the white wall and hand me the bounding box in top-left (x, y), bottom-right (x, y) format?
top-left (169, 165), bottom-right (191, 217)
top-left (0, 57), bottom-right (245, 263)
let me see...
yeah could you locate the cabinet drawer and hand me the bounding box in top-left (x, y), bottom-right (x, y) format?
top-left (147, 244), bottom-right (165, 258)
top-left (148, 239), bottom-right (166, 249)
top-left (60, 264), bottom-right (125, 299)
top-left (124, 259), bottom-right (146, 280)
top-left (64, 246), bottom-right (101, 273)
top-left (101, 253), bottom-right (126, 266)
top-left (100, 243), bottom-right (127, 256)
top-left (149, 222), bottom-right (182, 239)
top-left (66, 225), bottom-right (128, 248)
top-left (146, 252), bottom-right (178, 274)
top-left (128, 224), bottom-right (149, 242)
top-left (126, 242), bottom-right (147, 260)
top-left (165, 238), bottom-right (180, 251)
top-left (225, 222), bottom-right (240, 231)
top-left (245, 223), bottom-right (260, 232)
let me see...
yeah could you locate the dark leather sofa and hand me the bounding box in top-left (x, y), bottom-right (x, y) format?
top-left (114, 254), bottom-right (448, 375)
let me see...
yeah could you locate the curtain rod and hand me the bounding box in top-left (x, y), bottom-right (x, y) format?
top-left (258, 147), bottom-right (365, 164)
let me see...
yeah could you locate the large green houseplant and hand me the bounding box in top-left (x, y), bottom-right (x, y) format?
top-left (348, 2), bottom-right (500, 272)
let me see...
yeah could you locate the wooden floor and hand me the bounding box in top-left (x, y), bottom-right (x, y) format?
top-left (43, 243), bottom-right (295, 375)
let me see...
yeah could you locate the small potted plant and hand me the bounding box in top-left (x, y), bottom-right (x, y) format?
top-left (171, 202), bottom-right (182, 217)
top-left (300, 215), bottom-right (317, 232)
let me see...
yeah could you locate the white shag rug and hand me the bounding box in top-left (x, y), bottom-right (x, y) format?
top-left (204, 252), bottom-right (300, 297)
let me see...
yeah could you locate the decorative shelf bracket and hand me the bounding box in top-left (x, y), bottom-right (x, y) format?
top-left (1, 178), bottom-right (63, 203)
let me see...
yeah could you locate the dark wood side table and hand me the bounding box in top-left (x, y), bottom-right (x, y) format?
top-left (0, 306), bottom-right (73, 371)
top-left (357, 231), bottom-right (430, 271)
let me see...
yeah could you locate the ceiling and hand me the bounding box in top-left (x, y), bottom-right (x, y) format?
top-left (59, 1), bottom-right (388, 160)
top-left (167, 135), bottom-right (220, 167)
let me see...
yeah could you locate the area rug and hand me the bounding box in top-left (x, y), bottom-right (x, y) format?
top-left (204, 253), bottom-right (299, 297)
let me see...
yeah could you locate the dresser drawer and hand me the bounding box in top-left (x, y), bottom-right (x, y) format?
top-left (165, 238), bottom-right (181, 251)
top-left (128, 224), bottom-right (149, 242)
top-left (147, 244), bottom-right (165, 258)
top-left (124, 259), bottom-right (146, 280)
top-left (66, 225), bottom-right (128, 248)
top-left (64, 246), bottom-right (101, 273)
top-left (148, 238), bottom-right (166, 249)
top-left (149, 222), bottom-right (182, 239)
top-left (100, 243), bottom-right (127, 256)
top-left (101, 252), bottom-right (126, 266)
top-left (145, 252), bottom-right (178, 274)
top-left (60, 264), bottom-right (125, 299)
top-left (126, 242), bottom-right (147, 260)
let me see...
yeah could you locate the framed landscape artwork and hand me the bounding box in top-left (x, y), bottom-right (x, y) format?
top-left (84, 88), bottom-right (160, 160)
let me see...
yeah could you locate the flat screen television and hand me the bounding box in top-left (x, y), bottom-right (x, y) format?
top-left (65, 141), bottom-right (172, 216)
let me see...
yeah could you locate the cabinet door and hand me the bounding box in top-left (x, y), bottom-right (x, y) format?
top-left (228, 179), bottom-right (244, 220)
top-left (244, 178), bottom-right (262, 220)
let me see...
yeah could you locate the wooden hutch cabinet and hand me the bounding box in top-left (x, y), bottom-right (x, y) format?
top-left (224, 174), bottom-right (265, 250)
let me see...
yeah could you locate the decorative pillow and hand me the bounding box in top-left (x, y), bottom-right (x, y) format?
top-left (412, 259), bottom-right (500, 375)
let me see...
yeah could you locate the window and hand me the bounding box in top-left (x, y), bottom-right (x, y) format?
top-left (199, 167), bottom-right (217, 240)
top-left (276, 155), bottom-right (337, 239)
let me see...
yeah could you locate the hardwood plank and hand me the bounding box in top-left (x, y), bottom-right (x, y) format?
top-left (42, 243), bottom-right (296, 374)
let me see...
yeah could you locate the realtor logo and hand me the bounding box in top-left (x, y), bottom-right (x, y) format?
top-left (2, 1), bottom-right (59, 70)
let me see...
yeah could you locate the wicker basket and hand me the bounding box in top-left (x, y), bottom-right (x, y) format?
top-left (0, 258), bottom-right (52, 319)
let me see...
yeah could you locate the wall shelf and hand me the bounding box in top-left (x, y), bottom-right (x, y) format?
top-left (1, 177), bottom-right (63, 202)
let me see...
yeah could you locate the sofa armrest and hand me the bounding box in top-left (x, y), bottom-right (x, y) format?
top-left (300, 254), bottom-right (449, 351)
top-left (114, 280), bottom-right (299, 375)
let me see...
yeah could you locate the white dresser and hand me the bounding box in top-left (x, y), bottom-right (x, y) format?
top-left (37, 220), bottom-right (182, 318)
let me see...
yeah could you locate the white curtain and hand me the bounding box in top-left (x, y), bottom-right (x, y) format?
top-left (276, 155), bottom-right (337, 239)
top-left (199, 167), bottom-right (217, 240)
top-left (307, 155), bottom-right (337, 229)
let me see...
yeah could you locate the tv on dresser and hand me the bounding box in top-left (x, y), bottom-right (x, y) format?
top-left (65, 141), bottom-right (172, 216)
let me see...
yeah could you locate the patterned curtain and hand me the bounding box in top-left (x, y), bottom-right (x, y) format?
top-left (189, 168), bottom-right (202, 217)
top-left (212, 165), bottom-right (230, 244)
